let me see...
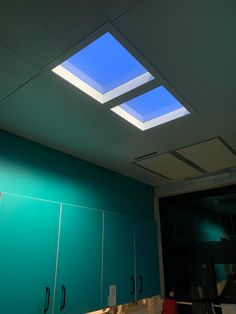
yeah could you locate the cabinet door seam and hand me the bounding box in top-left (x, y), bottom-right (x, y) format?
top-left (52, 203), bottom-right (63, 314)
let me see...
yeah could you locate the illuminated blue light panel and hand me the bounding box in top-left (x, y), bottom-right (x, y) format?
top-left (52, 32), bottom-right (154, 103)
top-left (111, 86), bottom-right (190, 131)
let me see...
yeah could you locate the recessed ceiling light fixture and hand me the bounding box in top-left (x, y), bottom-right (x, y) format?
top-left (52, 32), bottom-right (154, 103)
top-left (111, 86), bottom-right (190, 131)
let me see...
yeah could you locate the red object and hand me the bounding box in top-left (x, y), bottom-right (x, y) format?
top-left (162, 298), bottom-right (177, 314)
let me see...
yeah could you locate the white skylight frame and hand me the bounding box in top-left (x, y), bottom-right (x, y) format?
top-left (52, 66), bottom-right (153, 104)
top-left (111, 105), bottom-right (189, 131)
top-left (110, 82), bottom-right (193, 131)
top-left (50, 24), bottom-right (157, 104)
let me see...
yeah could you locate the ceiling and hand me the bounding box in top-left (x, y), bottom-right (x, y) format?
top-left (0, 0), bottom-right (236, 186)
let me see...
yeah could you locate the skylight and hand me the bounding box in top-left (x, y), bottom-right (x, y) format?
top-left (111, 86), bottom-right (190, 131)
top-left (52, 32), bottom-right (154, 103)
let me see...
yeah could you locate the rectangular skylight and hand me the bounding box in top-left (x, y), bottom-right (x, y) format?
top-left (111, 86), bottom-right (190, 131)
top-left (52, 32), bottom-right (154, 103)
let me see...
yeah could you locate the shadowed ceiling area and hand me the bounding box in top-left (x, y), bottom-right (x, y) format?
top-left (0, 0), bottom-right (235, 185)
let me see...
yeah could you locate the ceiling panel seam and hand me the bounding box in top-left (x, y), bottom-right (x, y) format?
top-left (0, 41), bottom-right (40, 68)
top-left (219, 136), bottom-right (236, 156)
top-left (0, 72), bottom-right (42, 105)
top-left (90, 0), bottom-right (145, 22)
top-left (166, 44), bottom-right (236, 81)
top-left (132, 136), bottom-right (236, 180)
top-left (132, 162), bottom-right (171, 181)
top-left (42, 21), bottom-right (108, 69)
top-left (53, 109), bottom-right (104, 133)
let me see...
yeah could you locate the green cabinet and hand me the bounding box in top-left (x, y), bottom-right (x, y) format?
top-left (0, 193), bottom-right (60, 314)
top-left (135, 218), bottom-right (160, 300)
top-left (54, 204), bottom-right (103, 314)
top-left (102, 212), bottom-right (160, 306)
top-left (0, 192), bottom-right (159, 313)
top-left (102, 211), bottom-right (135, 307)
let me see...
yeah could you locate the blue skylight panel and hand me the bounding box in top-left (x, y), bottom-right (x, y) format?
top-left (120, 86), bottom-right (183, 122)
top-left (111, 86), bottom-right (190, 131)
top-left (52, 32), bottom-right (154, 103)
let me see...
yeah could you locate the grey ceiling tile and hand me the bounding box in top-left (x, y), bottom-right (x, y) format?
top-left (217, 0), bottom-right (236, 51)
top-left (0, 1), bottom-right (106, 67)
top-left (104, 161), bottom-right (168, 186)
top-left (164, 49), bottom-right (236, 132)
top-left (128, 167), bottom-right (168, 185)
top-left (221, 134), bottom-right (236, 152)
top-left (106, 136), bottom-right (165, 162)
top-left (0, 44), bottom-right (39, 101)
top-left (114, 0), bottom-right (225, 78)
top-left (49, 114), bottom-right (168, 185)
top-left (49, 135), bottom-right (166, 186)
top-left (0, 72), bottom-right (103, 134)
top-left (0, 125), bottom-right (58, 153)
top-left (91, 0), bottom-right (142, 20)
top-left (53, 110), bottom-right (139, 149)
top-left (144, 113), bottom-right (217, 153)
top-left (143, 49), bottom-right (236, 154)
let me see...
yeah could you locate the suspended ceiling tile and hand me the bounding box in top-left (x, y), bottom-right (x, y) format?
top-left (218, 0), bottom-right (236, 51)
top-left (0, 44), bottom-right (39, 101)
top-left (91, 0), bottom-right (142, 20)
top-left (136, 153), bottom-right (201, 180)
top-left (0, 72), bottom-right (103, 135)
top-left (144, 49), bottom-right (236, 152)
top-left (114, 162), bottom-right (169, 186)
top-left (43, 123), bottom-right (168, 186)
top-left (0, 1), bottom-right (106, 67)
top-left (51, 109), bottom-right (139, 154)
top-left (114, 0), bottom-right (223, 78)
top-left (222, 133), bottom-right (236, 151)
top-left (106, 136), bottom-right (165, 162)
top-left (47, 137), bottom-right (167, 186)
top-left (131, 169), bottom-right (169, 185)
top-left (0, 125), bottom-right (59, 154)
top-left (165, 49), bottom-right (236, 119)
top-left (145, 114), bottom-right (216, 153)
top-left (177, 138), bottom-right (236, 172)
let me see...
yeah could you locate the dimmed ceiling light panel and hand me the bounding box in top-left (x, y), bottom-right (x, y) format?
top-left (135, 153), bottom-right (201, 180)
top-left (52, 32), bottom-right (154, 103)
top-left (111, 86), bottom-right (190, 131)
top-left (177, 138), bottom-right (236, 172)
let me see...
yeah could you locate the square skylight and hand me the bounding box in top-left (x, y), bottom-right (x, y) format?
top-left (111, 86), bottom-right (190, 131)
top-left (52, 32), bottom-right (154, 103)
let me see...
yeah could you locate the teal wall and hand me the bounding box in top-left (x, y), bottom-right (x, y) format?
top-left (0, 130), bottom-right (153, 217)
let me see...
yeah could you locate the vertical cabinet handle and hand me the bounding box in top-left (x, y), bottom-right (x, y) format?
top-left (60, 285), bottom-right (66, 311)
top-left (44, 287), bottom-right (50, 313)
top-left (130, 276), bottom-right (135, 295)
top-left (138, 275), bottom-right (143, 293)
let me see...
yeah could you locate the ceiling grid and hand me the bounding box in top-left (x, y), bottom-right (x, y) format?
top-left (0, 0), bottom-right (235, 185)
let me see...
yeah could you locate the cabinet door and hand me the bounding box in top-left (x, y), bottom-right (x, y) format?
top-left (135, 218), bottom-right (160, 300)
top-left (0, 193), bottom-right (60, 314)
top-left (54, 204), bottom-right (102, 314)
top-left (102, 211), bottom-right (135, 307)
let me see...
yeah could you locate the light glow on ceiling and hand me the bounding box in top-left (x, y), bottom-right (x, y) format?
top-left (111, 86), bottom-right (190, 131)
top-left (52, 32), bottom-right (154, 103)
